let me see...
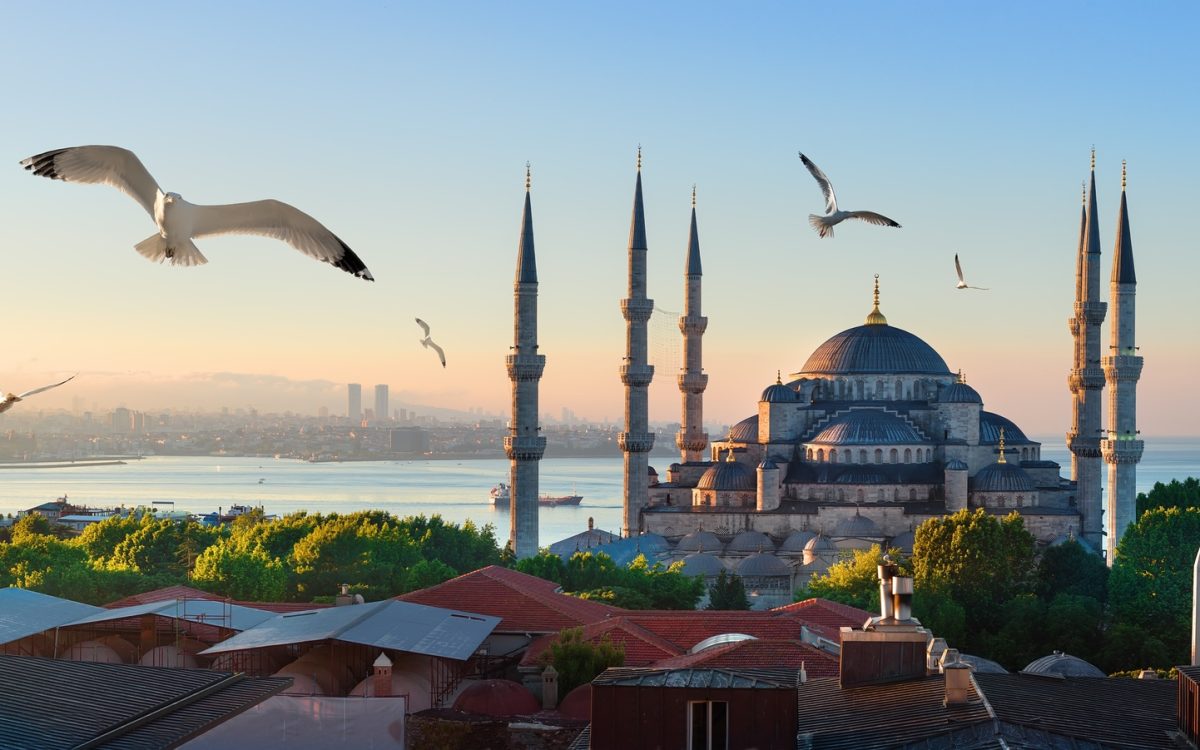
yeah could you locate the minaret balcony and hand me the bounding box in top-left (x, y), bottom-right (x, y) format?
top-left (620, 298), bottom-right (655, 323)
top-left (1074, 301), bottom-right (1108, 325)
top-left (619, 432), bottom-right (655, 453)
top-left (678, 315), bottom-right (708, 335)
top-left (1101, 355), bottom-right (1144, 381)
top-left (1068, 367), bottom-right (1106, 390)
top-left (1100, 437), bottom-right (1144, 464)
top-left (678, 372), bottom-right (708, 393)
top-left (504, 435), bottom-right (546, 461)
top-left (506, 354), bottom-right (546, 381)
top-left (1067, 436), bottom-right (1103, 458)
top-left (1067, 318), bottom-right (1081, 336)
top-left (620, 364), bottom-right (655, 387)
top-left (676, 433), bottom-right (709, 453)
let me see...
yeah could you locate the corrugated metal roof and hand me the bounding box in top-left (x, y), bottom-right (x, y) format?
top-left (0, 654), bottom-right (287, 750)
top-left (67, 599), bottom-right (275, 632)
top-left (200, 599), bottom-right (499, 661)
top-left (594, 666), bottom-right (798, 688)
top-left (0, 587), bottom-right (103, 645)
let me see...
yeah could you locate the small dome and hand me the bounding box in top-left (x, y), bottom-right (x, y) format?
top-left (780, 529), bottom-right (816, 553)
top-left (1023, 651), bottom-right (1104, 678)
top-left (761, 382), bottom-right (798, 403)
top-left (676, 530), bottom-right (724, 553)
top-left (452, 679), bottom-right (539, 717)
top-left (736, 552), bottom-right (791, 577)
top-left (973, 462), bottom-right (1034, 493)
top-left (648, 466), bottom-right (658, 476)
top-left (804, 535), bottom-right (837, 553)
top-left (697, 461), bottom-right (756, 492)
top-left (728, 530), bottom-right (775, 553)
top-left (758, 457), bottom-right (778, 470)
top-left (729, 415), bottom-right (759, 442)
top-left (890, 530), bottom-right (915, 551)
top-left (809, 410), bottom-right (925, 446)
top-left (980, 412), bottom-right (1030, 444)
top-left (629, 532), bottom-right (670, 553)
top-left (941, 382), bottom-right (983, 404)
top-left (834, 513), bottom-right (881, 537)
top-left (945, 459), bottom-right (968, 471)
top-left (349, 673), bottom-right (433, 711)
top-left (679, 552), bottom-right (727, 577)
top-left (959, 654), bottom-right (1008, 674)
top-left (140, 646), bottom-right (198, 670)
top-left (558, 683), bottom-right (592, 721)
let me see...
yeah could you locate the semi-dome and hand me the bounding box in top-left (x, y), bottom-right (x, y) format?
top-left (761, 380), bottom-right (798, 403)
top-left (679, 552), bottom-right (727, 577)
top-left (676, 530), bottom-right (724, 553)
top-left (959, 654), bottom-right (1008, 674)
top-left (945, 459), bottom-right (969, 471)
top-left (941, 381), bottom-right (983, 404)
top-left (736, 552), bottom-right (791, 577)
top-left (452, 678), bottom-right (539, 716)
top-left (729, 415), bottom-right (759, 442)
top-left (980, 411), bottom-right (1030, 444)
top-left (834, 513), bottom-right (881, 537)
top-left (780, 529), bottom-right (816, 553)
top-left (809, 409), bottom-right (926, 445)
top-left (728, 530), bottom-right (775, 553)
top-left (697, 461), bottom-right (756, 492)
top-left (1022, 651), bottom-right (1105, 678)
top-left (799, 323), bottom-right (952, 377)
top-left (972, 462), bottom-right (1034, 493)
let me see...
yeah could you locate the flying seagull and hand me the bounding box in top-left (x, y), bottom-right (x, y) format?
top-left (415, 318), bottom-right (446, 367)
top-left (20, 146), bottom-right (373, 280)
top-left (0, 375), bottom-right (76, 415)
top-left (955, 254), bottom-right (989, 290)
top-left (798, 152), bottom-right (901, 239)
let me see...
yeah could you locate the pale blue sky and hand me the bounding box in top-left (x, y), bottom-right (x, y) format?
top-left (0, 1), bottom-right (1196, 435)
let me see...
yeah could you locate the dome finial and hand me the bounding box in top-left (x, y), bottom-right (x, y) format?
top-left (1122, 160), bottom-right (1127, 190)
top-left (1090, 146), bottom-right (1096, 171)
top-left (637, 145), bottom-right (642, 172)
top-left (998, 426), bottom-right (1007, 464)
top-left (957, 369), bottom-right (966, 384)
top-left (725, 447), bottom-right (735, 462)
top-left (776, 370), bottom-right (782, 385)
top-left (865, 274), bottom-right (888, 325)
top-left (692, 184), bottom-right (696, 208)
top-left (525, 161), bottom-right (531, 192)
top-left (1082, 180), bottom-right (1086, 206)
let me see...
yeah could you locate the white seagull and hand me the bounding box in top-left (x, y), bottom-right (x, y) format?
top-left (20, 146), bottom-right (373, 280)
top-left (955, 254), bottom-right (989, 290)
top-left (0, 375), bottom-right (76, 415)
top-left (415, 318), bottom-right (446, 368)
top-left (798, 152), bottom-right (901, 239)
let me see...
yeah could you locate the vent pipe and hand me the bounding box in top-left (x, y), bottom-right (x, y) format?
top-left (940, 649), bottom-right (971, 706)
top-left (877, 562), bottom-right (898, 620)
top-left (892, 576), bottom-right (914, 622)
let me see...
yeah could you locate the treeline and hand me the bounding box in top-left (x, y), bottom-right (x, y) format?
top-left (799, 477), bottom-right (1200, 674)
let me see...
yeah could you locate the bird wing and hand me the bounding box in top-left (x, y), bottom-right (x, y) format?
top-left (799, 153), bottom-right (838, 213)
top-left (427, 340), bottom-right (446, 367)
top-left (955, 254), bottom-right (965, 283)
top-left (17, 374), bottom-right (76, 399)
top-left (846, 211), bottom-right (901, 228)
top-left (20, 146), bottom-right (161, 218)
top-left (415, 318), bottom-right (431, 337)
top-left (189, 200), bottom-right (374, 280)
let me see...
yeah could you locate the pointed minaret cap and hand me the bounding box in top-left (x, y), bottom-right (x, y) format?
top-left (516, 162), bottom-right (537, 284)
top-left (1085, 149), bottom-right (1101, 256)
top-left (865, 275), bottom-right (888, 325)
top-left (1112, 160), bottom-right (1136, 285)
top-left (629, 148), bottom-right (647, 251)
top-left (686, 185), bottom-right (702, 275)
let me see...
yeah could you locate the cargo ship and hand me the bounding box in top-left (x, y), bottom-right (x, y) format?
top-left (489, 482), bottom-right (583, 507)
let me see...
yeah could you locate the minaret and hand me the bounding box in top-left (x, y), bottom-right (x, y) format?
top-left (1067, 149), bottom-right (1107, 551)
top-left (505, 164), bottom-right (546, 559)
top-left (676, 186), bottom-right (708, 463)
top-left (1101, 161), bottom-right (1143, 563)
top-left (620, 149), bottom-right (655, 537)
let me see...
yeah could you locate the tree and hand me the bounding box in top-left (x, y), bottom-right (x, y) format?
top-left (541, 626), bottom-right (624, 699)
top-left (706, 569), bottom-right (750, 610)
top-left (983, 594), bottom-right (1046, 670)
top-left (1036, 539), bottom-right (1108, 604)
top-left (289, 513), bottom-right (422, 600)
top-left (515, 550), bottom-right (566, 584)
top-left (395, 515), bottom-right (501, 573)
top-left (191, 539), bottom-right (287, 601)
top-left (795, 545), bottom-right (909, 612)
top-left (1136, 477), bottom-right (1200, 519)
top-left (1043, 593), bottom-right (1104, 660)
top-left (402, 558), bottom-right (458, 592)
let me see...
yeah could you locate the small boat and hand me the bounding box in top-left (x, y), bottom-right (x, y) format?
top-left (489, 483), bottom-right (583, 507)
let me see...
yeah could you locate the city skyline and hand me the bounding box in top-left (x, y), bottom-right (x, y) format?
top-left (1, 3), bottom-right (1197, 437)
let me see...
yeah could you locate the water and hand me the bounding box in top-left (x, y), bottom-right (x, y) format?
top-left (1, 438), bottom-right (1197, 548)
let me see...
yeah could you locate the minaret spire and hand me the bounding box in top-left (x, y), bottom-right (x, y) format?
top-left (505, 164), bottom-right (546, 558)
top-left (620, 149), bottom-right (655, 536)
top-left (1067, 150), bottom-right (1107, 551)
top-left (1101, 160), bottom-right (1143, 563)
top-left (677, 185), bottom-right (708, 463)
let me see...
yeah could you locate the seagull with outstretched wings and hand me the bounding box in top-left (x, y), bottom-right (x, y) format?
top-left (0, 375), bottom-right (76, 415)
top-left (415, 318), bottom-right (446, 367)
top-left (955, 254), bottom-right (989, 290)
top-left (799, 152), bottom-right (901, 239)
top-left (20, 146), bottom-right (373, 280)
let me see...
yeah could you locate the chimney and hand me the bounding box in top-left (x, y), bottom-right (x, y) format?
top-left (372, 652), bottom-right (393, 697)
top-left (839, 559), bottom-right (929, 687)
top-left (588, 516), bottom-right (594, 531)
top-left (926, 637), bottom-right (948, 672)
top-left (335, 583), bottom-right (353, 607)
top-left (892, 576), bottom-right (914, 622)
top-left (941, 649), bottom-right (971, 706)
top-left (800, 661), bottom-right (807, 684)
top-left (877, 562), bottom-right (897, 620)
top-left (1138, 669), bottom-right (1158, 679)
top-left (542, 664), bottom-right (559, 709)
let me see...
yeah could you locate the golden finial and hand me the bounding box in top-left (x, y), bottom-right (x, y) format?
top-left (637, 145), bottom-right (642, 172)
top-left (998, 426), bottom-right (1007, 464)
top-left (1122, 160), bottom-right (1127, 190)
top-left (1082, 180), bottom-right (1086, 206)
top-left (776, 370), bottom-right (783, 385)
top-left (725, 447), bottom-right (735, 462)
top-left (865, 274), bottom-right (888, 325)
top-left (525, 162), bottom-right (531, 192)
top-left (1090, 146), bottom-right (1095, 171)
top-left (692, 184), bottom-right (696, 208)
top-left (956, 369), bottom-right (966, 384)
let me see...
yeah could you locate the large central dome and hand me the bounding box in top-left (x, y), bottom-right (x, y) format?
top-left (799, 323), bottom-right (952, 376)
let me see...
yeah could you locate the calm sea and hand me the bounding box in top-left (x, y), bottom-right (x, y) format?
top-left (1, 437), bottom-right (1197, 549)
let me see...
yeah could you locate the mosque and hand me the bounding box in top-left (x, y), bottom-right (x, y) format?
top-left (505, 151), bottom-right (1142, 602)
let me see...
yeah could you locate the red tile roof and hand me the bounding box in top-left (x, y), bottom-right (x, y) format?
top-left (617, 610), bottom-right (803, 651)
top-left (649, 639), bottom-right (839, 677)
top-left (521, 617), bottom-right (682, 668)
top-left (397, 565), bottom-right (620, 633)
top-left (771, 598), bottom-right (872, 632)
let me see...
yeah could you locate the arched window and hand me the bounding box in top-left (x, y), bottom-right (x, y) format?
top-left (894, 488), bottom-right (901, 501)
top-left (1021, 448), bottom-right (1029, 461)
top-left (896, 379), bottom-right (904, 399)
top-left (806, 448), bottom-right (813, 460)
top-left (876, 379), bottom-right (884, 398)
top-left (909, 488), bottom-right (917, 500)
top-left (857, 489), bottom-right (864, 502)
top-left (904, 448), bottom-right (912, 463)
top-left (829, 450), bottom-right (837, 464)
top-left (838, 488), bottom-right (845, 501)
top-left (890, 448), bottom-right (898, 463)
top-left (1016, 496), bottom-right (1024, 507)
top-left (817, 449), bottom-right (825, 462)
top-left (877, 489), bottom-right (885, 502)
top-left (859, 449), bottom-right (868, 464)
top-left (856, 380), bottom-right (865, 399)
top-left (997, 497), bottom-right (1006, 508)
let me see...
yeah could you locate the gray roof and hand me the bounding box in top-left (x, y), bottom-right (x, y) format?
top-left (594, 666), bottom-right (797, 688)
top-left (833, 513), bottom-right (881, 537)
top-left (548, 527), bottom-right (621, 558)
top-left (200, 599), bottom-right (499, 661)
top-left (761, 382), bottom-right (797, 403)
top-left (728, 414), bottom-right (759, 442)
top-left (697, 461), bottom-right (756, 491)
top-left (805, 535), bottom-right (837, 552)
top-left (628, 168), bottom-right (647, 251)
top-left (516, 186), bottom-right (537, 283)
top-left (1112, 188), bottom-right (1136, 284)
top-left (799, 323), bottom-right (951, 376)
top-left (972, 462), bottom-right (1035, 493)
top-left (940, 381), bottom-right (982, 404)
top-left (808, 409), bottom-right (926, 445)
top-left (735, 552), bottom-right (791, 577)
top-left (0, 587), bottom-right (103, 646)
top-left (676, 530), bottom-right (724, 553)
top-left (580, 533), bottom-right (670, 567)
top-left (944, 459), bottom-right (968, 470)
top-left (1022, 651), bottom-right (1105, 678)
top-left (679, 553), bottom-right (727, 577)
top-left (980, 411), bottom-right (1030, 444)
top-left (0, 654), bottom-right (288, 750)
top-left (780, 529), bottom-right (816, 553)
top-left (67, 599), bottom-right (275, 633)
top-left (728, 530), bottom-right (775, 553)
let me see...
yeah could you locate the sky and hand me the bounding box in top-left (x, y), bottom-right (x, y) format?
top-left (0, 1), bottom-right (1197, 436)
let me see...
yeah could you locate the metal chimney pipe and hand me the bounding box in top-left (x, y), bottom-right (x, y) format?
top-left (877, 563), bottom-right (898, 619)
top-left (892, 576), bottom-right (914, 622)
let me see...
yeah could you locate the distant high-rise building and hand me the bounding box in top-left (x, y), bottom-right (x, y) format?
top-left (111, 407), bottom-right (132, 433)
top-left (374, 385), bottom-right (389, 424)
top-left (347, 383), bottom-right (362, 421)
top-left (399, 408), bottom-right (408, 423)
